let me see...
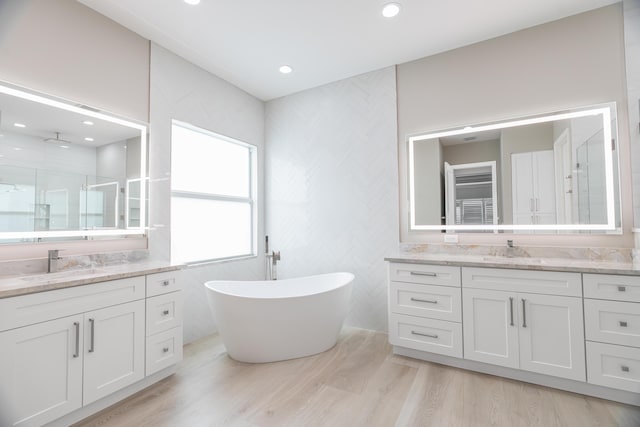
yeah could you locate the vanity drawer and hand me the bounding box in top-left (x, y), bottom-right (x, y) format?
top-left (0, 276), bottom-right (145, 332)
top-left (389, 281), bottom-right (461, 322)
top-left (586, 341), bottom-right (640, 393)
top-left (389, 313), bottom-right (462, 358)
top-left (584, 299), bottom-right (640, 348)
top-left (462, 267), bottom-right (582, 297)
top-left (146, 326), bottom-right (183, 376)
top-left (146, 291), bottom-right (183, 336)
top-left (147, 270), bottom-right (183, 297)
top-left (388, 263), bottom-right (461, 287)
top-left (583, 274), bottom-right (640, 303)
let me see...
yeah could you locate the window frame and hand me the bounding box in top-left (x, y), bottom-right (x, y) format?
top-left (170, 120), bottom-right (257, 264)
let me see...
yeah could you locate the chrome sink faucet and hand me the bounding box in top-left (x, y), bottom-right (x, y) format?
top-left (47, 249), bottom-right (63, 273)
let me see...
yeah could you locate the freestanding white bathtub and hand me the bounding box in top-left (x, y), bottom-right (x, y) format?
top-left (204, 272), bottom-right (354, 363)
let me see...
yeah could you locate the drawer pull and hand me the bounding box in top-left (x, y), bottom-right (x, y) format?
top-left (162, 280), bottom-right (171, 287)
top-left (411, 330), bottom-right (438, 339)
top-left (163, 347), bottom-right (170, 353)
top-left (621, 365), bottom-right (630, 373)
top-left (410, 297), bottom-right (438, 304)
top-left (521, 299), bottom-right (527, 328)
top-left (163, 309), bottom-right (170, 316)
top-left (619, 321), bottom-right (628, 328)
top-left (618, 286), bottom-right (627, 292)
top-left (410, 272), bottom-right (437, 277)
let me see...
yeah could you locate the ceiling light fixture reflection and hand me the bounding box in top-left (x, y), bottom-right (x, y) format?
top-left (84, 137), bottom-right (94, 142)
top-left (279, 65), bottom-right (293, 74)
top-left (82, 120), bottom-right (94, 126)
top-left (60, 145), bottom-right (69, 149)
top-left (381, 2), bottom-right (401, 18)
top-left (13, 123), bottom-right (26, 128)
top-left (184, 0), bottom-right (200, 5)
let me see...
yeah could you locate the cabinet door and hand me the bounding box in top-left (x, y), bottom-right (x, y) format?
top-left (0, 315), bottom-right (83, 427)
top-left (462, 288), bottom-right (519, 368)
top-left (518, 293), bottom-right (585, 381)
top-left (83, 299), bottom-right (145, 405)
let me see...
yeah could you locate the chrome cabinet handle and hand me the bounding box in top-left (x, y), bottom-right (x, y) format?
top-left (73, 322), bottom-right (80, 358)
top-left (509, 297), bottom-right (514, 326)
top-left (89, 318), bottom-right (95, 353)
top-left (621, 365), bottom-right (630, 373)
top-left (411, 330), bottom-right (438, 339)
top-left (410, 297), bottom-right (438, 304)
top-left (163, 309), bottom-right (170, 315)
top-left (521, 299), bottom-right (527, 328)
top-left (618, 286), bottom-right (627, 292)
top-left (410, 271), bottom-right (437, 277)
top-left (619, 321), bottom-right (628, 328)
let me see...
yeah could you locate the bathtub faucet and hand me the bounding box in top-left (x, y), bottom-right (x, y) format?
top-left (266, 250), bottom-right (281, 280)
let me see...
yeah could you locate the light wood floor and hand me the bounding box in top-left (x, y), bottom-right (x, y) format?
top-left (74, 327), bottom-right (640, 427)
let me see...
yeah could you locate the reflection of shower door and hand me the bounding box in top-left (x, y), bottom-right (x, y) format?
top-left (80, 181), bottom-right (119, 229)
top-left (576, 131), bottom-right (605, 224)
top-left (44, 189), bottom-right (69, 230)
top-left (445, 161), bottom-right (497, 226)
top-left (553, 129), bottom-right (573, 224)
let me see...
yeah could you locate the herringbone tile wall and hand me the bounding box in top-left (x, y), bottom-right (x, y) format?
top-left (265, 67), bottom-right (399, 331)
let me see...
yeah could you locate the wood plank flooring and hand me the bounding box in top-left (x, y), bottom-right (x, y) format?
top-left (74, 327), bottom-right (640, 427)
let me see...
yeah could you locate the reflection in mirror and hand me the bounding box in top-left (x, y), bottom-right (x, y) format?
top-left (408, 104), bottom-right (620, 233)
top-left (0, 82), bottom-right (147, 242)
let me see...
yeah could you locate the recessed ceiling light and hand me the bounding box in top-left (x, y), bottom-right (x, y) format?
top-left (84, 137), bottom-right (94, 142)
top-left (184, 0), bottom-right (200, 5)
top-left (279, 65), bottom-right (293, 74)
top-left (381, 2), bottom-right (401, 18)
top-left (82, 120), bottom-right (94, 126)
top-left (13, 147), bottom-right (22, 151)
top-left (13, 123), bottom-right (26, 128)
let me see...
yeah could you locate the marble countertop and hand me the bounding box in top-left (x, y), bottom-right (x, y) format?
top-left (385, 253), bottom-right (640, 275)
top-left (0, 261), bottom-right (184, 299)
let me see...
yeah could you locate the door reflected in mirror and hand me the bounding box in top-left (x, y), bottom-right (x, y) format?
top-left (408, 103), bottom-right (620, 233)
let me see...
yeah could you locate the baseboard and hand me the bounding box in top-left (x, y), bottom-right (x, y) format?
top-left (393, 346), bottom-right (640, 407)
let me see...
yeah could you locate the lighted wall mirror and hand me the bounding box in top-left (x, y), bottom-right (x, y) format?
top-left (408, 103), bottom-right (621, 233)
top-left (0, 81), bottom-right (147, 243)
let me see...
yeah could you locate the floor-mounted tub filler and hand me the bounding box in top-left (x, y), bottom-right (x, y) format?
top-left (204, 272), bottom-right (354, 363)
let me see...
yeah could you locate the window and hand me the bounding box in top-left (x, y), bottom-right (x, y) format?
top-left (170, 121), bottom-right (257, 263)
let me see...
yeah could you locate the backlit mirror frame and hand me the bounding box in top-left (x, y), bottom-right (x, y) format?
top-left (408, 103), bottom-right (619, 232)
top-left (0, 82), bottom-right (147, 240)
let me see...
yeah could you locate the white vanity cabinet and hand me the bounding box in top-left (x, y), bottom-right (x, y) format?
top-left (388, 263), bottom-right (463, 358)
top-left (584, 274), bottom-right (640, 393)
top-left (145, 270), bottom-right (184, 376)
top-left (462, 267), bottom-right (585, 381)
top-left (0, 269), bottom-right (183, 427)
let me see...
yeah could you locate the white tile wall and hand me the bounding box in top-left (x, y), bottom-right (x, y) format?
top-left (625, 0), bottom-right (640, 228)
top-left (265, 67), bottom-right (399, 331)
top-left (149, 44), bottom-right (265, 343)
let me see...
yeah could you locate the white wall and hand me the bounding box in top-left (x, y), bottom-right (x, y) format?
top-left (148, 44), bottom-right (265, 343)
top-left (265, 67), bottom-right (398, 331)
top-left (397, 4), bottom-right (633, 246)
top-left (624, 0), bottom-right (640, 227)
top-left (0, 0), bottom-right (149, 123)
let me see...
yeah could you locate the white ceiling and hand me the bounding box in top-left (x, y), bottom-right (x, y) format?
top-left (77, 0), bottom-right (619, 101)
